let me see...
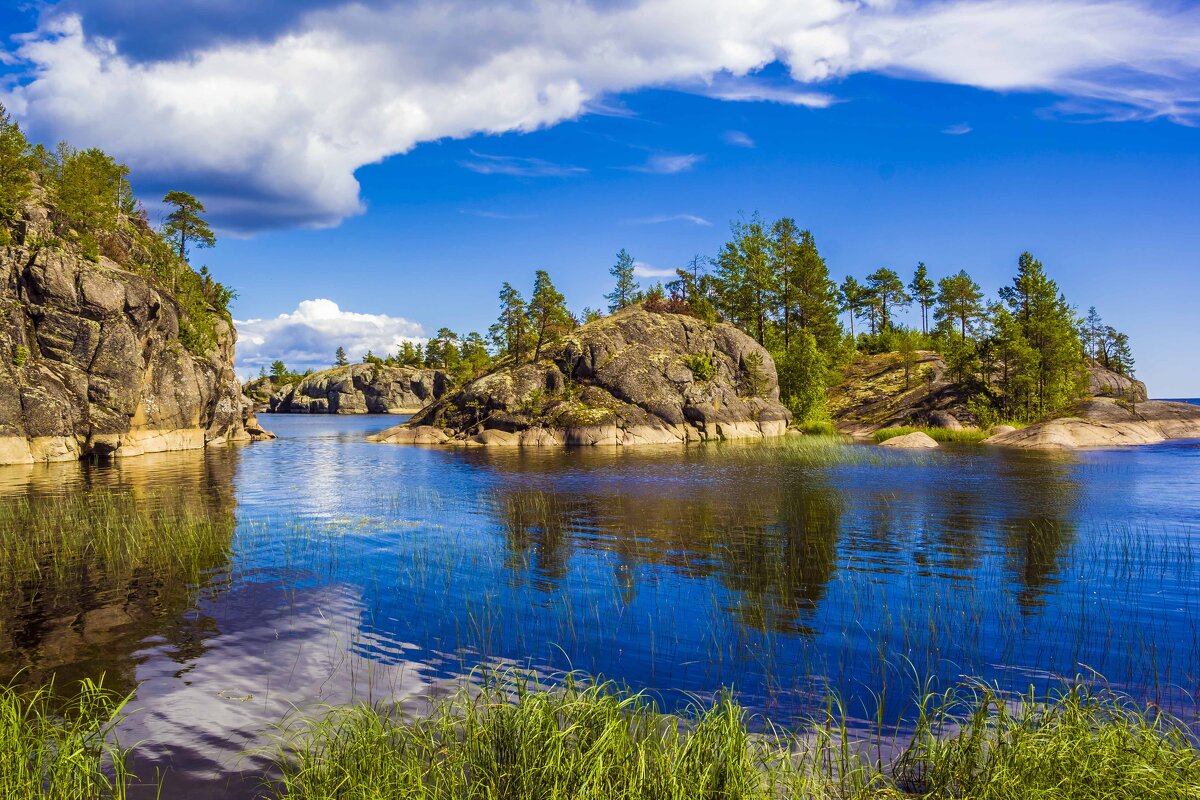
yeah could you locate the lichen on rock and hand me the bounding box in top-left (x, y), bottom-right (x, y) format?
top-left (370, 306), bottom-right (791, 447)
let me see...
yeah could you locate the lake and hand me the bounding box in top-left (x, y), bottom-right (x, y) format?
top-left (1, 413), bottom-right (1198, 797)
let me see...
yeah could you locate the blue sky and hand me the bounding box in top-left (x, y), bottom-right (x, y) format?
top-left (2, 1), bottom-right (1199, 394)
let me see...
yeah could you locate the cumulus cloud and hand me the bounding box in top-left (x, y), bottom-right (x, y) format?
top-left (235, 299), bottom-right (424, 374)
top-left (625, 213), bottom-right (712, 226)
top-left (4, 0), bottom-right (1198, 232)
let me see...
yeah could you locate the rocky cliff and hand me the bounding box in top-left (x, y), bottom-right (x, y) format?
top-left (267, 364), bottom-right (450, 414)
top-left (0, 245), bottom-right (271, 465)
top-left (371, 306), bottom-right (791, 447)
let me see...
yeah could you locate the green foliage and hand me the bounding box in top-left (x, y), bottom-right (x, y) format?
top-left (909, 262), bottom-right (936, 334)
top-left (334, 346), bottom-right (348, 367)
top-left (873, 426), bottom-right (988, 444)
top-left (0, 104), bottom-right (34, 230)
top-left (161, 190), bottom-right (216, 263)
top-left (684, 351), bottom-right (717, 381)
top-left (528, 270), bottom-right (572, 361)
top-left (489, 281), bottom-right (531, 364)
top-left (934, 269), bottom-right (985, 340)
top-left (864, 267), bottom-right (910, 332)
top-left (606, 248), bottom-right (640, 312)
top-left (776, 330), bottom-right (828, 423)
top-left (0, 677), bottom-right (134, 799)
top-left (796, 420), bottom-right (839, 436)
top-left (737, 350), bottom-right (770, 398)
top-left (11, 345), bottom-right (28, 368)
top-left (714, 214), bottom-right (774, 344)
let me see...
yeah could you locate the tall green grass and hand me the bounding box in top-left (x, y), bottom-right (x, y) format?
top-left (264, 670), bottom-right (1200, 800)
top-left (873, 426), bottom-right (989, 444)
top-left (0, 677), bottom-right (133, 799)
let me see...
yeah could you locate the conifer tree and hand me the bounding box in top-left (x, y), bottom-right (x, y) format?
top-left (335, 347), bottom-right (348, 366)
top-left (0, 104), bottom-right (33, 232)
top-left (909, 262), bottom-right (936, 334)
top-left (838, 275), bottom-right (865, 338)
top-left (714, 214), bottom-right (773, 344)
top-left (489, 282), bottom-right (531, 364)
top-left (528, 270), bottom-right (572, 361)
top-left (606, 249), bottom-right (639, 312)
top-left (864, 267), bottom-right (910, 331)
top-left (934, 269), bottom-right (985, 340)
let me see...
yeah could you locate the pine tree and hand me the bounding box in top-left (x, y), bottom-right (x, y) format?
top-left (606, 249), bottom-right (639, 312)
top-left (489, 282), bottom-right (531, 364)
top-left (527, 271), bottom-right (572, 361)
top-left (934, 270), bottom-right (984, 340)
top-left (909, 262), bottom-right (936, 335)
top-left (0, 104), bottom-right (33, 233)
top-left (1084, 307), bottom-right (1104, 361)
top-left (714, 214), bottom-right (773, 344)
top-left (335, 347), bottom-right (348, 366)
top-left (864, 267), bottom-right (910, 332)
top-left (838, 276), bottom-right (864, 338)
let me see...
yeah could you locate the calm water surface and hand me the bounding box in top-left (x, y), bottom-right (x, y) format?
top-left (1, 413), bottom-right (1198, 797)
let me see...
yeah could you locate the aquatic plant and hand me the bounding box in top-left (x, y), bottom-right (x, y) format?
top-left (0, 676), bottom-right (133, 799)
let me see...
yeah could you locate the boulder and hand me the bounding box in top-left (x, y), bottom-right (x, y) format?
top-left (0, 244), bottom-right (270, 465)
top-left (926, 410), bottom-right (963, 430)
top-left (879, 431), bottom-right (939, 449)
top-left (370, 305), bottom-right (791, 447)
top-left (1087, 361), bottom-right (1147, 403)
top-left (269, 364), bottom-right (450, 414)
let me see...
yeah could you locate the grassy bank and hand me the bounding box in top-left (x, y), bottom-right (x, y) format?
top-left (4, 670), bottom-right (1196, 798)
top-left (265, 672), bottom-right (1199, 800)
top-left (873, 426), bottom-right (990, 444)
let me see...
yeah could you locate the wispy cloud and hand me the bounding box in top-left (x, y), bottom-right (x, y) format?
top-left (942, 122), bottom-right (973, 135)
top-left (459, 209), bottom-right (538, 220)
top-left (632, 262), bottom-right (678, 278)
top-left (690, 74), bottom-right (838, 108)
top-left (723, 130), bottom-right (756, 148)
top-left (459, 151), bottom-right (587, 177)
top-left (626, 153), bottom-right (703, 174)
top-left (625, 213), bottom-right (712, 226)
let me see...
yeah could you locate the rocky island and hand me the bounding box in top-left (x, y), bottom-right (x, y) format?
top-left (262, 363), bottom-right (450, 414)
top-left (370, 306), bottom-right (791, 447)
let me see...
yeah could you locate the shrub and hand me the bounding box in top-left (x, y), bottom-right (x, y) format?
top-left (873, 426), bottom-right (988, 444)
top-left (11, 345), bottom-right (28, 368)
top-left (684, 351), bottom-right (716, 381)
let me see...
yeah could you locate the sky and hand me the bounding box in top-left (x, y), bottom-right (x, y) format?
top-left (1, 0), bottom-right (1198, 394)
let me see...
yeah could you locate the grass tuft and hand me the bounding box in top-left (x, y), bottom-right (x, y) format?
top-left (0, 676), bottom-right (133, 799)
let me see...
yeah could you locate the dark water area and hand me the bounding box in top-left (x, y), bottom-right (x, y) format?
top-left (1, 414), bottom-right (1198, 797)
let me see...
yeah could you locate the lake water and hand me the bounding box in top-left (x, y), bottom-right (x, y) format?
top-left (1, 413), bottom-right (1198, 797)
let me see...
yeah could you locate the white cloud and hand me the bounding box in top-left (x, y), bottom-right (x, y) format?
top-left (235, 299), bottom-right (424, 374)
top-left (4, 1), bottom-right (1198, 231)
top-left (627, 153), bottom-right (703, 174)
top-left (632, 262), bottom-right (678, 278)
top-left (723, 130), bottom-right (756, 148)
top-left (625, 213), bottom-right (712, 226)
top-left (459, 208), bottom-right (538, 220)
top-left (942, 122), bottom-right (973, 135)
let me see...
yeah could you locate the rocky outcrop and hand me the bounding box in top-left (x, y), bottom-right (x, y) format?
top-left (268, 364), bottom-right (450, 414)
top-left (984, 398), bottom-right (1200, 449)
top-left (0, 245), bottom-right (272, 465)
top-left (828, 351), bottom-right (974, 435)
top-left (1086, 360), bottom-right (1147, 403)
top-left (370, 306), bottom-right (791, 447)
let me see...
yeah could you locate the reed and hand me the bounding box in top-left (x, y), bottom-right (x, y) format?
top-left (0, 676), bottom-right (133, 799)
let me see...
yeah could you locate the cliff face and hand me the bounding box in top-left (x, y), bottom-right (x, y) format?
top-left (0, 245), bottom-right (270, 465)
top-left (268, 364), bottom-right (451, 413)
top-left (372, 306), bottom-right (791, 447)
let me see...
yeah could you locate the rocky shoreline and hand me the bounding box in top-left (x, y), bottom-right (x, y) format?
top-left (264, 364), bottom-right (450, 414)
